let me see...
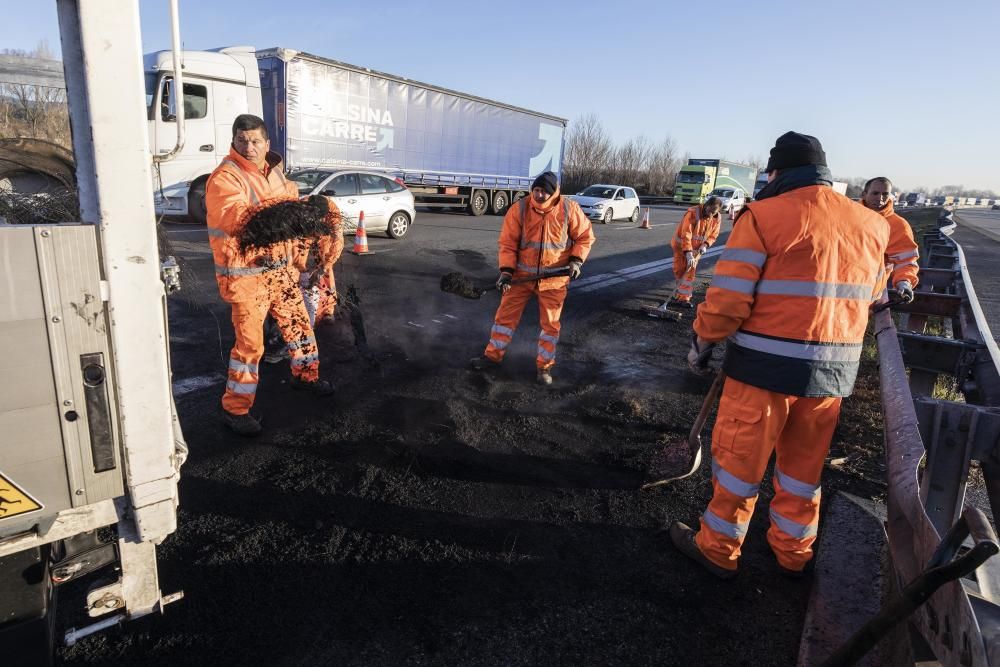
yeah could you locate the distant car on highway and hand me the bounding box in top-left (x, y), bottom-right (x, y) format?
top-left (569, 184), bottom-right (641, 224)
top-left (707, 187), bottom-right (746, 215)
top-left (289, 169), bottom-right (416, 239)
top-left (992, 203), bottom-right (1000, 210)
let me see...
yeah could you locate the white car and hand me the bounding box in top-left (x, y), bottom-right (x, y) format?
top-left (289, 169), bottom-right (416, 238)
top-left (570, 184), bottom-right (641, 224)
top-left (707, 187), bottom-right (746, 215)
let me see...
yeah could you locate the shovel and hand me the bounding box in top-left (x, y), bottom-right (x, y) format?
top-left (440, 267), bottom-right (571, 299)
top-left (641, 371), bottom-right (726, 489)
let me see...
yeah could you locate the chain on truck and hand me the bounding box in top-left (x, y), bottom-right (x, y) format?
top-left (0, 1), bottom-right (190, 662)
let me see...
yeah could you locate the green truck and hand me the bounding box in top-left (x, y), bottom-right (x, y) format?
top-left (673, 158), bottom-right (756, 205)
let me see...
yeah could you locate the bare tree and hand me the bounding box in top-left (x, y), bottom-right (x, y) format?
top-left (563, 113), bottom-right (614, 193)
top-left (0, 43), bottom-right (70, 147)
top-left (646, 136), bottom-right (681, 195)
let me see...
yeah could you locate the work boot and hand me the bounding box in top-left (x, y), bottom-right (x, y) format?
top-left (669, 299), bottom-right (693, 310)
top-left (668, 521), bottom-right (737, 580)
top-left (223, 410), bottom-right (262, 437)
top-left (290, 377), bottom-right (336, 396)
top-left (536, 368), bottom-right (553, 386)
top-left (469, 356), bottom-right (499, 372)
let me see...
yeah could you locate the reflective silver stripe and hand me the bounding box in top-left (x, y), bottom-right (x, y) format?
top-left (521, 241), bottom-right (568, 250)
top-left (769, 507), bottom-right (818, 540)
top-left (488, 338), bottom-right (508, 350)
top-left (226, 380), bottom-right (257, 395)
top-left (692, 235), bottom-right (706, 241)
top-left (207, 227), bottom-right (231, 239)
top-left (290, 352), bottom-right (319, 367)
top-left (888, 250), bottom-right (918, 261)
top-left (731, 331), bottom-right (863, 362)
top-left (222, 158), bottom-right (261, 205)
top-left (229, 359), bottom-right (258, 375)
top-left (894, 261), bottom-right (919, 270)
top-left (713, 460), bottom-right (760, 498)
top-left (537, 346), bottom-right (556, 361)
top-left (215, 264), bottom-right (272, 276)
top-left (774, 467), bottom-right (821, 500)
top-left (720, 248), bottom-right (767, 268)
top-left (711, 275), bottom-right (757, 294)
top-left (756, 280), bottom-right (873, 300)
top-left (491, 324), bottom-right (514, 337)
top-left (703, 509), bottom-right (749, 539)
top-left (287, 336), bottom-right (317, 351)
top-left (539, 333), bottom-right (559, 345)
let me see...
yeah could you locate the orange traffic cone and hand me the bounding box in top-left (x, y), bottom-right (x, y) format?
top-left (352, 210), bottom-right (370, 255)
top-left (639, 207), bottom-right (652, 229)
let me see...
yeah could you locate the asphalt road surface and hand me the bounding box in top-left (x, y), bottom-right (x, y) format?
top-left (56, 205), bottom-right (886, 665)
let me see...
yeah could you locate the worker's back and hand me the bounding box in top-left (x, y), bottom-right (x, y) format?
top-left (708, 184), bottom-right (889, 397)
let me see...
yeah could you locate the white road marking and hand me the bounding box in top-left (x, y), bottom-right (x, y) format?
top-left (173, 374), bottom-right (223, 396)
top-left (443, 314), bottom-right (458, 319)
top-left (406, 321), bottom-right (425, 328)
top-left (431, 319), bottom-right (443, 323)
top-left (573, 246), bottom-right (725, 294)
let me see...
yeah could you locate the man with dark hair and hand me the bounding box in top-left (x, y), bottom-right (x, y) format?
top-left (469, 171), bottom-right (595, 385)
top-left (668, 195), bottom-right (723, 308)
top-left (669, 132), bottom-right (888, 578)
top-left (861, 176), bottom-right (919, 303)
top-left (206, 114), bottom-right (334, 436)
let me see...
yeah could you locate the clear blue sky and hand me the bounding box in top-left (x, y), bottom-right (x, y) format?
top-left (3, 0), bottom-right (998, 191)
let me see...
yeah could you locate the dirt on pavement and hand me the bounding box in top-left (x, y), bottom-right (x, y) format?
top-left (56, 275), bottom-right (889, 665)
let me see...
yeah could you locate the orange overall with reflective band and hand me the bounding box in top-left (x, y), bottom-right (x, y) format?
top-left (877, 200), bottom-right (920, 288)
top-left (206, 148), bottom-right (320, 415)
top-left (670, 205), bottom-right (721, 302)
top-left (691, 185), bottom-right (888, 571)
top-left (483, 190), bottom-right (595, 369)
top-left (292, 199), bottom-right (345, 326)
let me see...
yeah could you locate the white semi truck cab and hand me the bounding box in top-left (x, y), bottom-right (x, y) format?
top-left (1, 1), bottom-right (187, 660)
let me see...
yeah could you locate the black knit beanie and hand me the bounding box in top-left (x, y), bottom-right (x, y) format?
top-left (531, 171), bottom-right (558, 196)
top-left (764, 132), bottom-right (827, 172)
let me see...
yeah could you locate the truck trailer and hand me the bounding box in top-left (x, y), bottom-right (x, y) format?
top-left (673, 159), bottom-right (755, 205)
top-left (145, 46), bottom-right (567, 222)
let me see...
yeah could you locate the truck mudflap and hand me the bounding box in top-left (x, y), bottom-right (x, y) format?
top-left (0, 544), bottom-right (56, 666)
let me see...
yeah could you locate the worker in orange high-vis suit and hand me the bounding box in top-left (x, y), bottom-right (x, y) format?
top-left (668, 132), bottom-right (889, 578)
top-left (469, 171), bottom-right (595, 385)
top-left (669, 196), bottom-right (723, 308)
top-left (861, 176), bottom-right (919, 303)
top-left (207, 114), bottom-right (335, 437)
top-left (294, 203), bottom-right (345, 328)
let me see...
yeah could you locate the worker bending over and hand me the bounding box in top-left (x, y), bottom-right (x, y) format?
top-left (861, 176), bottom-right (919, 303)
top-left (470, 171), bottom-right (595, 385)
top-left (669, 196), bottom-right (723, 308)
top-left (670, 132), bottom-right (888, 578)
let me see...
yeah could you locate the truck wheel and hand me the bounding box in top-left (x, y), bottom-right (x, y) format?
top-left (630, 207), bottom-right (640, 223)
top-left (468, 190), bottom-right (488, 216)
top-left (602, 208), bottom-right (613, 224)
top-left (491, 190), bottom-right (509, 215)
top-left (187, 178), bottom-right (208, 225)
top-left (386, 211), bottom-right (411, 239)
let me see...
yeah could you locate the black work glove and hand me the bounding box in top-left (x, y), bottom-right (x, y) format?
top-left (306, 194), bottom-right (331, 214)
top-left (895, 280), bottom-right (914, 303)
top-left (687, 333), bottom-right (717, 374)
top-left (568, 258), bottom-right (583, 281)
top-left (496, 270), bottom-right (513, 294)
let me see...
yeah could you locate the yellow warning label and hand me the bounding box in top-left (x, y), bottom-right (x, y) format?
top-left (0, 471), bottom-right (43, 520)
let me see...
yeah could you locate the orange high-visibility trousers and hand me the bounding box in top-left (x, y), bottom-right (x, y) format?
top-left (694, 376), bottom-right (842, 572)
top-left (483, 283), bottom-right (567, 370)
top-left (222, 267), bottom-right (320, 415)
top-left (672, 249), bottom-right (697, 302)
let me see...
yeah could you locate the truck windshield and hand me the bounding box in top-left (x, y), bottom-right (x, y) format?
top-left (677, 172), bottom-right (709, 184)
top-left (580, 186), bottom-right (616, 198)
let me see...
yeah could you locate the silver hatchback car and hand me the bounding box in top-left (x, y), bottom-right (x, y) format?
top-left (289, 169), bottom-right (416, 239)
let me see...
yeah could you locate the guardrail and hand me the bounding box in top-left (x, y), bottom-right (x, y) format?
top-left (871, 212), bottom-right (1000, 664)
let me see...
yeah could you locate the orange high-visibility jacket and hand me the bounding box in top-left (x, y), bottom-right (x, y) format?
top-left (671, 205), bottom-right (722, 253)
top-left (498, 189), bottom-right (596, 291)
top-left (206, 148), bottom-right (299, 302)
top-left (291, 197), bottom-right (344, 275)
top-left (694, 185), bottom-right (889, 397)
top-left (877, 200), bottom-right (920, 288)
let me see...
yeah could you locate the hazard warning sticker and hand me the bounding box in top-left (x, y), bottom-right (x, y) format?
top-left (0, 471), bottom-right (43, 520)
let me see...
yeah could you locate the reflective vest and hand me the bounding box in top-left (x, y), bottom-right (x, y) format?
top-left (205, 148), bottom-right (299, 302)
top-left (877, 200), bottom-right (920, 288)
top-left (695, 185), bottom-right (889, 397)
top-left (672, 205), bottom-right (721, 252)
